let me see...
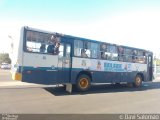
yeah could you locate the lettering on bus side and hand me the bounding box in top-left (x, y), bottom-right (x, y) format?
top-left (104, 63), bottom-right (122, 72)
top-left (104, 62), bottom-right (132, 72)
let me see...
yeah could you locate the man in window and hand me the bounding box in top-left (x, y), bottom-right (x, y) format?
top-left (47, 44), bottom-right (55, 53)
top-left (132, 50), bottom-right (137, 62)
top-left (40, 44), bottom-right (46, 53)
top-left (47, 34), bottom-right (61, 54)
top-left (54, 42), bottom-right (60, 55)
top-left (101, 52), bottom-right (106, 59)
top-left (81, 49), bottom-right (88, 58)
top-left (118, 47), bottom-right (124, 61)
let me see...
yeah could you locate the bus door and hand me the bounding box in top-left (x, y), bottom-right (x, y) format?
top-left (147, 54), bottom-right (153, 81)
top-left (57, 42), bottom-right (71, 83)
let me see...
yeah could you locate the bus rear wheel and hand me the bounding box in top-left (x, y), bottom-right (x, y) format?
top-left (133, 75), bottom-right (142, 87)
top-left (76, 74), bottom-right (91, 92)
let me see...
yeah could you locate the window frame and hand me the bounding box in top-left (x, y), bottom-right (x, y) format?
top-left (106, 44), bottom-right (118, 61)
top-left (74, 40), bottom-right (100, 59)
top-left (24, 30), bottom-right (61, 55)
top-left (74, 40), bottom-right (83, 57)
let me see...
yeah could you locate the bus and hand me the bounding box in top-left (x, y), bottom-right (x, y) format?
top-left (11, 26), bottom-right (153, 92)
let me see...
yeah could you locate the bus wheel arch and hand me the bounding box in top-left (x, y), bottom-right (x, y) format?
top-left (76, 71), bottom-right (92, 82)
top-left (76, 71), bottom-right (92, 92)
top-left (133, 73), bottom-right (144, 87)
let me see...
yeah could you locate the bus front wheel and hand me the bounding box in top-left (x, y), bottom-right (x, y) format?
top-left (76, 74), bottom-right (91, 92)
top-left (133, 75), bottom-right (142, 87)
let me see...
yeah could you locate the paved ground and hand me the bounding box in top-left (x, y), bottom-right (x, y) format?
top-left (0, 69), bottom-right (160, 114)
top-left (0, 69), bottom-right (47, 88)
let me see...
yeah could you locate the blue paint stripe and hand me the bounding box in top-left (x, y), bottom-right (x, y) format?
top-left (18, 66), bottom-right (83, 71)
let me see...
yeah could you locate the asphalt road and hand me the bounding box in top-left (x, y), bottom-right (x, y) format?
top-left (0, 69), bottom-right (160, 114)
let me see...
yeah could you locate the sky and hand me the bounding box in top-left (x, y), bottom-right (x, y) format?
top-left (1, 0), bottom-right (160, 56)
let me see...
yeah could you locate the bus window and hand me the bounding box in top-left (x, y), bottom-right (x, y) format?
top-left (26, 41), bottom-right (39, 52)
top-left (124, 48), bottom-right (132, 62)
top-left (91, 42), bottom-right (99, 58)
top-left (136, 50), bottom-right (146, 63)
top-left (74, 40), bottom-right (83, 57)
top-left (58, 43), bottom-right (64, 57)
top-left (143, 51), bottom-right (147, 63)
top-left (132, 50), bottom-right (138, 62)
top-left (107, 45), bottom-right (118, 61)
top-left (25, 30), bottom-right (60, 55)
top-left (77, 41), bottom-right (91, 58)
top-left (66, 44), bottom-right (71, 58)
top-left (84, 42), bottom-right (91, 58)
top-left (100, 44), bottom-right (107, 51)
top-left (100, 43), bottom-right (107, 59)
top-left (101, 51), bottom-right (108, 59)
top-left (117, 46), bottom-right (124, 61)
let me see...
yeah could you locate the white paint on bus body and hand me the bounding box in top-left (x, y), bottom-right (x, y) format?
top-left (72, 57), bottom-right (147, 72)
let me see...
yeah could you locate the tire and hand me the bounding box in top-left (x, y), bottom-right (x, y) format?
top-left (76, 74), bottom-right (91, 92)
top-left (133, 75), bottom-right (142, 87)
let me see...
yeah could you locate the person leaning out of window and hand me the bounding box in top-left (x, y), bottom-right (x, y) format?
top-left (53, 42), bottom-right (60, 55)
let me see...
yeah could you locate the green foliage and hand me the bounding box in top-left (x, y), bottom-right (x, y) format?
top-left (0, 53), bottom-right (11, 64)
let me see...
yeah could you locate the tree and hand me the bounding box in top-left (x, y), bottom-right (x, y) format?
top-left (0, 53), bottom-right (11, 64)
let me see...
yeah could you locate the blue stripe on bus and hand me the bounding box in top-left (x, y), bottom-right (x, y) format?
top-left (18, 66), bottom-right (84, 71)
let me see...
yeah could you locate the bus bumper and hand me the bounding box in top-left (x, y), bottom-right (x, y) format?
top-left (11, 72), bottom-right (22, 81)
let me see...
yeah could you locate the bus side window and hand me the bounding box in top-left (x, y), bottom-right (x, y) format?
top-left (107, 45), bottom-right (118, 61)
top-left (91, 42), bottom-right (99, 58)
top-left (143, 52), bottom-right (146, 63)
top-left (118, 46), bottom-right (124, 61)
top-left (66, 44), bottom-right (71, 58)
top-left (25, 30), bottom-right (61, 55)
top-left (132, 50), bottom-right (137, 62)
top-left (136, 50), bottom-right (146, 63)
top-left (101, 52), bottom-right (108, 59)
top-left (74, 40), bottom-right (83, 57)
top-left (100, 43), bottom-right (108, 59)
top-left (58, 43), bottom-right (64, 57)
top-left (101, 52), bottom-right (105, 59)
top-left (83, 42), bottom-right (91, 58)
top-left (123, 48), bottom-right (132, 62)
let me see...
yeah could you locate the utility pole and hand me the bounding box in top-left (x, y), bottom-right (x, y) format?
top-left (154, 54), bottom-right (157, 75)
top-left (8, 35), bottom-right (14, 53)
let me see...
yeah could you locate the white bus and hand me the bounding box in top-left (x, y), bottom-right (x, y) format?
top-left (11, 26), bottom-right (153, 92)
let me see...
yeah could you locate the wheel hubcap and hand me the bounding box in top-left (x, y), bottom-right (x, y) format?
top-left (79, 78), bottom-right (88, 89)
top-left (136, 77), bottom-right (141, 85)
